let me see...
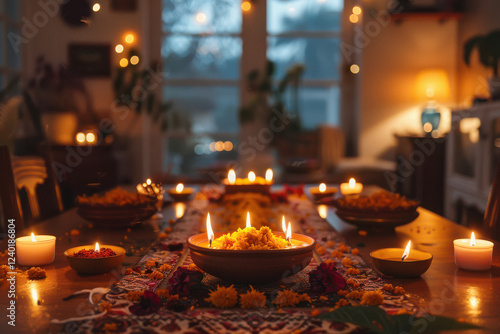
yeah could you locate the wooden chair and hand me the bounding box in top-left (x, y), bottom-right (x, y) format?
top-left (483, 161), bottom-right (500, 240)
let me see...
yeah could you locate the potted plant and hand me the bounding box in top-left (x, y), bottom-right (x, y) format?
top-left (464, 30), bottom-right (500, 99)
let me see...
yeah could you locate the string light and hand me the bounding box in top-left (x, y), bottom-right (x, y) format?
top-left (125, 33), bottom-right (135, 44)
top-left (119, 58), bottom-right (129, 67)
top-left (241, 1), bottom-right (252, 11)
top-left (195, 12), bottom-right (207, 23)
top-left (92, 3), bottom-right (100, 12)
top-left (352, 6), bottom-right (362, 15)
top-left (115, 44), bottom-right (124, 53)
top-left (350, 64), bottom-right (360, 74)
top-left (130, 55), bottom-right (139, 65)
top-left (349, 14), bottom-right (359, 23)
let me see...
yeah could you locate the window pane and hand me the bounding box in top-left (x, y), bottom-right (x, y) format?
top-left (163, 35), bottom-right (241, 79)
top-left (268, 37), bottom-right (340, 80)
top-left (267, 0), bottom-right (342, 34)
top-left (162, 0), bottom-right (241, 34)
top-left (6, 24), bottom-right (20, 69)
top-left (284, 86), bottom-right (340, 129)
top-left (5, 0), bottom-right (18, 18)
top-left (164, 85), bottom-right (239, 134)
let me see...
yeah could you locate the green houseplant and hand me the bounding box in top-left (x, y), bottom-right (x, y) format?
top-left (464, 30), bottom-right (500, 99)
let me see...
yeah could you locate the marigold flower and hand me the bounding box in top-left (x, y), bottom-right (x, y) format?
top-left (346, 268), bottom-right (360, 275)
top-left (186, 263), bottom-right (203, 272)
top-left (316, 245), bottom-right (327, 255)
top-left (240, 286), bottom-right (266, 309)
top-left (337, 290), bottom-right (348, 297)
top-left (337, 243), bottom-right (350, 253)
top-left (159, 232), bottom-right (168, 239)
top-left (145, 260), bottom-right (156, 268)
top-left (311, 309), bottom-right (321, 316)
top-left (335, 299), bottom-right (350, 307)
top-left (126, 290), bottom-right (144, 301)
top-left (394, 286), bottom-right (405, 295)
top-left (331, 250), bottom-right (343, 258)
top-left (319, 295), bottom-right (328, 301)
top-left (205, 285), bottom-right (238, 308)
top-left (383, 284), bottom-right (394, 292)
top-left (325, 240), bottom-right (336, 248)
top-left (159, 263), bottom-right (172, 271)
top-left (351, 248), bottom-right (360, 255)
top-left (98, 301), bottom-right (112, 312)
top-left (165, 227), bottom-right (172, 233)
top-left (273, 289), bottom-right (310, 307)
top-left (346, 291), bottom-right (364, 300)
top-left (156, 289), bottom-right (170, 299)
top-left (148, 271), bottom-right (164, 280)
top-left (27, 267), bottom-right (46, 280)
top-left (342, 257), bottom-right (356, 268)
top-left (346, 279), bottom-right (360, 288)
top-left (360, 290), bottom-right (384, 306)
top-left (102, 323), bottom-right (118, 332)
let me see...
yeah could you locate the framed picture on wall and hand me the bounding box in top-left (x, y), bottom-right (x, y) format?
top-left (68, 44), bottom-right (111, 77)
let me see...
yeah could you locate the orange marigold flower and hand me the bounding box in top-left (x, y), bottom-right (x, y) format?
top-left (346, 268), bottom-right (360, 275)
top-left (324, 259), bottom-right (336, 265)
top-left (360, 290), bottom-right (384, 306)
top-left (351, 248), bottom-right (360, 255)
top-left (394, 286), bottom-right (405, 295)
top-left (319, 296), bottom-right (328, 301)
top-left (325, 240), bottom-right (336, 248)
top-left (126, 290), bottom-right (144, 301)
top-left (316, 245), bottom-right (327, 255)
top-left (273, 290), bottom-right (304, 307)
top-left (298, 293), bottom-right (311, 303)
top-left (27, 267), bottom-right (46, 280)
top-left (148, 271), bottom-right (164, 280)
top-left (165, 227), bottom-right (172, 233)
top-left (145, 260), bottom-right (156, 268)
top-left (346, 279), bottom-right (360, 288)
top-left (205, 285), bottom-right (238, 308)
top-left (311, 309), bottom-right (321, 317)
top-left (240, 286), bottom-right (266, 309)
top-left (335, 299), bottom-right (350, 307)
top-left (337, 290), bottom-right (348, 297)
top-left (125, 268), bottom-right (135, 275)
top-left (156, 289), bottom-right (170, 299)
top-left (331, 250), bottom-right (343, 258)
top-left (383, 284), bottom-right (394, 292)
top-left (159, 263), bottom-right (172, 271)
top-left (102, 323), bottom-right (118, 332)
top-left (346, 291), bottom-right (364, 300)
top-left (337, 243), bottom-right (350, 253)
top-left (186, 263), bottom-right (203, 272)
top-left (98, 301), bottom-right (112, 312)
top-left (159, 232), bottom-right (168, 239)
top-left (342, 257), bottom-right (355, 268)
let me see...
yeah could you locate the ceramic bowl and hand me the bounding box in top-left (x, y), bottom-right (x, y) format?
top-left (370, 248), bottom-right (433, 278)
top-left (168, 188), bottom-right (194, 201)
top-left (65, 245), bottom-right (126, 275)
top-left (187, 232), bottom-right (316, 284)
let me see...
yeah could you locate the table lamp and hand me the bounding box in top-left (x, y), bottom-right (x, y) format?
top-left (415, 69), bottom-right (450, 135)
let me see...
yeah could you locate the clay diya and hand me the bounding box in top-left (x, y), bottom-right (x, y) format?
top-left (370, 241), bottom-right (432, 278)
top-left (223, 169), bottom-right (272, 194)
top-left (310, 183), bottom-right (338, 201)
top-left (65, 243), bottom-right (126, 275)
top-left (187, 213), bottom-right (316, 284)
top-left (168, 183), bottom-right (194, 201)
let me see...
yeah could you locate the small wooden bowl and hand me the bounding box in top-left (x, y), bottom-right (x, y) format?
top-left (168, 188), bottom-right (194, 201)
top-left (187, 232), bottom-right (316, 284)
top-left (370, 248), bottom-right (433, 278)
top-left (310, 187), bottom-right (338, 201)
top-left (64, 245), bottom-right (126, 275)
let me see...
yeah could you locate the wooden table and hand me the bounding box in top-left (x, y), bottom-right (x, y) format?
top-left (1, 194), bottom-right (499, 333)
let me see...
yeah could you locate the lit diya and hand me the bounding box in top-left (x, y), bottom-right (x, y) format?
top-left (168, 183), bottom-right (194, 201)
top-left (310, 183), bottom-right (338, 201)
top-left (64, 242), bottom-right (126, 275)
top-left (187, 212), bottom-right (316, 283)
top-left (223, 169), bottom-right (272, 194)
top-left (340, 178), bottom-right (363, 197)
top-left (370, 241), bottom-right (433, 277)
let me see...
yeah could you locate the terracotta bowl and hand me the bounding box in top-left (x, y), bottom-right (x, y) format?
top-left (187, 232), bottom-right (316, 284)
top-left (77, 200), bottom-right (157, 228)
top-left (64, 245), bottom-right (126, 275)
top-left (168, 188), bottom-right (194, 201)
top-left (370, 248), bottom-right (433, 278)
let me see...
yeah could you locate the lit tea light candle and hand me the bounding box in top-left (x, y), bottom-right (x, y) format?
top-left (176, 183), bottom-right (184, 193)
top-left (319, 183), bottom-right (326, 193)
top-left (228, 169), bottom-right (236, 185)
top-left (310, 183), bottom-right (337, 201)
top-left (246, 211), bottom-right (252, 228)
top-left (167, 182), bottom-right (194, 201)
top-left (340, 178), bottom-right (363, 196)
top-left (16, 233), bottom-right (56, 266)
top-left (265, 168), bottom-right (273, 184)
top-left (248, 171), bottom-right (256, 183)
top-left (207, 213), bottom-right (214, 247)
top-left (95, 242), bottom-right (100, 251)
top-left (401, 240), bottom-right (411, 261)
top-left (454, 232), bottom-right (494, 271)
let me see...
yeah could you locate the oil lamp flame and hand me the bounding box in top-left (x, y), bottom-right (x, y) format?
top-left (95, 242), bottom-right (100, 252)
top-left (470, 232), bottom-right (476, 247)
top-left (176, 183), bottom-right (184, 193)
top-left (228, 169), bottom-right (236, 185)
top-left (146, 178), bottom-right (152, 186)
top-left (265, 168), bottom-right (273, 183)
top-left (246, 211), bottom-right (251, 228)
top-left (401, 240), bottom-right (411, 261)
top-left (248, 171), bottom-right (256, 182)
top-left (286, 223), bottom-right (292, 241)
top-left (31, 233), bottom-right (36, 242)
top-left (282, 216), bottom-right (287, 233)
top-left (207, 213), bottom-right (214, 247)
top-left (319, 183), bottom-right (326, 193)
top-left (349, 178), bottom-right (356, 188)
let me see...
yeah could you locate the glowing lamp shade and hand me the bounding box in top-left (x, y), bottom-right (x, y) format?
top-left (415, 69), bottom-right (450, 101)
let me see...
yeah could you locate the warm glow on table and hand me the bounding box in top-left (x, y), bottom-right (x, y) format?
top-left (454, 232), bottom-right (494, 271)
top-left (340, 178), bottom-right (363, 196)
top-left (16, 233), bottom-right (56, 266)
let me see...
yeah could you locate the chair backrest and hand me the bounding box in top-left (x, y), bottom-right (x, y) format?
top-left (483, 161), bottom-right (500, 240)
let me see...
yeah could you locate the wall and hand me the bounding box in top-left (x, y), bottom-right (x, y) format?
top-left (358, 1), bottom-right (458, 160)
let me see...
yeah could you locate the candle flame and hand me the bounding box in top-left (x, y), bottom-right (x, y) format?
top-left (401, 240), bottom-right (411, 261)
top-left (176, 183), bottom-right (184, 193)
top-left (31, 233), bottom-right (36, 242)
top-left (319, 183), bottom-right (326, 193)
top-left (470, 232), bottom-right (476, 247)
top-left (95, 242), bottom-right (100, 252)
top-left (228, 169), bottom-right (236, 185)
top-left (246, 211), bottom-right (251, 228)
top-left (349, 178), bottom-right (356, 188)
top-left (282, 216), bottom-right (287, 233)
top-left (146, 178), bottom-right (152, 186)
top-left (248, 171), bottom-right (256, 182)
top-left (286, 222), bottom-right (292, 241)
top-left (207, 213), bottom-right (214, 246)
top-left (265, 168), bottom-right (273, 183)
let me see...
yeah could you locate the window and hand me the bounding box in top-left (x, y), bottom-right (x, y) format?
top-left (0, 0), bottom-right (21, 93)
top-left (160, 0), bottom-right (344, 174)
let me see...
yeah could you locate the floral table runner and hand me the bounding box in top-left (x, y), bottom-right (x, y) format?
top-left (54, 191), bottom-right (426, 333)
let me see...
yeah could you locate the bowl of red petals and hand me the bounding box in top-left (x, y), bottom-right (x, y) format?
top-left (64, 244), bottom-right (126, 275)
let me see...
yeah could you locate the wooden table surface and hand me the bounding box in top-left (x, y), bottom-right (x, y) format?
top-left (1, 190), bottom-right (499, 333)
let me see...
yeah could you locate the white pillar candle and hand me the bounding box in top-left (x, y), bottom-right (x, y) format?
top-left (16, 234), bottom-right (56, 266)
top-left (454, 233), bottom-right (494, 271)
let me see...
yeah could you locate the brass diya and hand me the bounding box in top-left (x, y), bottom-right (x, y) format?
top-left (65, 244), bottom-right (126, 275)
top-left (187, 232), bottom-right (316, 284)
